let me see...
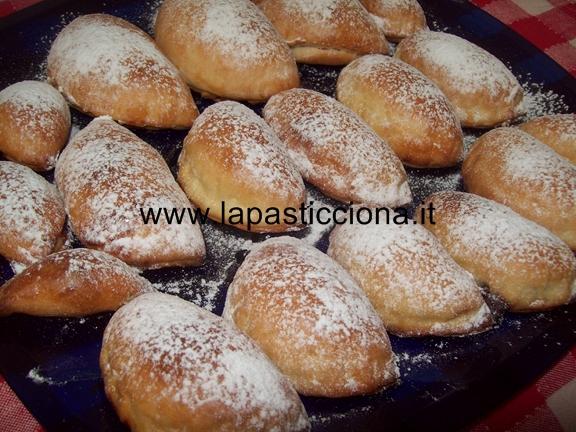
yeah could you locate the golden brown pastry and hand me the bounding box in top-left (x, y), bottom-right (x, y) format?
top-left (47, 13), bottom-right (198, 129)
top-left (395, 30), bottom-right (525, 128)
top-left (327, 207), bottom-right (493, 337)
top-left (101, 292), bottom-right (310, 432)
top-left (263, 88), bottom-right (412, 206)
top-left (0, 161), bottom-right (67, 270)
top-left (462, 127), bottom-right (576, 251)
top-left (358, 0), bottom-right (428, 42)
top-left (336, 54), bottom-right (463, 168)
top-left (416, 191), bottom-right (576, 312)
top-left (154, 0), bottom-right (300, 102)
top-left (55, 117), bottom-right (206, 269)
top-left (0, 81), bottom-right (70, 171)
top-left (254, 0), bottom-right (389, 65)
top-left (222, 236), bottom-right (399, 398)
top-left (178, 101), bottom-right (306, 233)
top-left (0, 249), bottom-right (155, 317)
top-left (518, 114), bottom-right (576, 165)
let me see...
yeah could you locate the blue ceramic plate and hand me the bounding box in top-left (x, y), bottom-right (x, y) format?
top-left (1, 1), bottom-right (576, 431)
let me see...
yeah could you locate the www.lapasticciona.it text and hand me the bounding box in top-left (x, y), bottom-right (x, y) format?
top-left (139, 202), bottom-right (436, 231)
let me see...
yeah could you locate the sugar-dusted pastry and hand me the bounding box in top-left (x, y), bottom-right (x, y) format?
top-left (0, 161), bottom-right (67, 270)
top-left (416, 191), bottom-right (576, 312)
top-left (395, 30), bottom-right (525, 128)
top-left (0, 249), bottom-right (155, 317)
top-left (263, 88), bottom-right (411, 207)
top-left (327, 207), bottom-right (493, 337)
top-left (55, 117), bottom-right (206, 269)
top-left (222, 236), bottom-right (399, 397)
top-left (462, 127), bottom-right (576, 251)
top-left (358, 0), bottom-right (428, 42)
top-left (518, 114), bottom-right (576, 165)
top-left (178, 101), bottom-right (306, 233)
top-left (101, 292), bottom-right (310, 432)
top-left (154, 0), bottom-right (300, 102)
top-left (254, 0), bottom-right (389, 65)
top-left (336, 55), bottom-right (463, 168)
top-left (47, 13), bottom-right (198, 129)
top-left (0, 81), bottom-right (70, 171)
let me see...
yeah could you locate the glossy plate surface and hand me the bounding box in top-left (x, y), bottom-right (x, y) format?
top-left (1, 1), bottom-right (576, 431)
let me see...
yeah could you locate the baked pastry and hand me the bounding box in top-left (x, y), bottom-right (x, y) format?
top-left (327, 207), bottom-right (493, 337)
top-left (518, 114), bottom-right (576, 165)
top-left (101, 292), bottom-right (310, 431)
top-left (336, 54), bottom-right (463, 168)
top-left (47, 13), bottom-right (198, 129)
top-left (416, 191), bottom-right (576, 312)
top-left (462, 127), bottom-right (576, 251)
top-left (222, 236), bottom-right (399, 398)
top-left (178, 101), bottom-right (306, 233)
top-left (395, 30), bottom-right (525, 128)
top-left (263, 88), bottom-right (412, 207)
top-left (358, 0), bottom-right (428, 42)
top-left (0, 161), bottom-right (67, 270)
top-left (0, 80), bottom-right (70, 171)
top-left (254, 0), bottom-right (389, 65)
top-left (154, 0), bottom-right (300, 102)
top-left (0, 249), bottom-right (155, 317)
top-left (55, 117), bottom-right (206, 269)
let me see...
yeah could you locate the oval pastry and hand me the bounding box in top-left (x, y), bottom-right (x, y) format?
top-left (223, 236), bottom-right (399, 397)
top-left (395, 30), bottom-right (525, 128)
top-left (101, 292), bottom-right (310, 432)
top-left (55, 117), bottom-right (206, 269)
top-left (336, 54), bottom-right (463, 168)
top-left (0, 161), bottom-right (67, 270)
top-left (327, 207), bottom-right (493, 337)
top-left (358, 0), bottom-right (428, 42)
top-left (462, 127), bottom-right (576, 251)
top-left (254, 0), bottom-right (389, 65)
top-left (0, 81), bottom-right (70, 171)
top-left (154, 0), bottom-right (300, 102)
top-left (263, 88), bottom-right (412, 207)
top-left (0, 249), bottom-right (155, 317)
top-left (178, 101), bottom-right (306, 233)
top-left (518, 114), bottom-right (576, 166)
top-left (47, 13), bottom-right (198, 129)
top-left (416, 191), bottom-right (576, 312)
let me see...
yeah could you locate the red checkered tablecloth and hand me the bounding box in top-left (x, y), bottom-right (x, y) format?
top-left (0, 0), bottom-right (42, 18)
top-left (470, 0), bottom-right (576, 77)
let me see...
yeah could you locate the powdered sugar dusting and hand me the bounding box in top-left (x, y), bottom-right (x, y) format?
top-left (428, 191), bottom-right (576, 281)
top-left (0, 80), bottom-right (70, 132)
top-left (342, 54), bottom-right (462, 139)
top-left (188, 101), bottom-right (305, 202)
top-left (521, 80), bottom-right (569, 120)
top-left (493, 129), bottom-right (576, 207)
top-left (264, 88), bottom-right (412, 207)
top-left (225, 237), bottom-right (388, 345)
top-left (397, 30), bottom-right (521, 100)
top-left (327, 210), bottom-right (491, 336)
top-left (166, 0), bottom-right (292, 62)
top-left (0, 161), bottom-right (66, 267)
top-left (48, 14), bottom-right (184, 91)
top-left (223, 236), bottom-right (398, 394)
top-left (55, 117), bottom-right (205, 266)
top-left (102, 292), bottom-right (309, 430)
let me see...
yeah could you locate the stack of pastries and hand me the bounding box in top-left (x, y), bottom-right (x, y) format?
top-left (1, 0), bottom-right (576, 430)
